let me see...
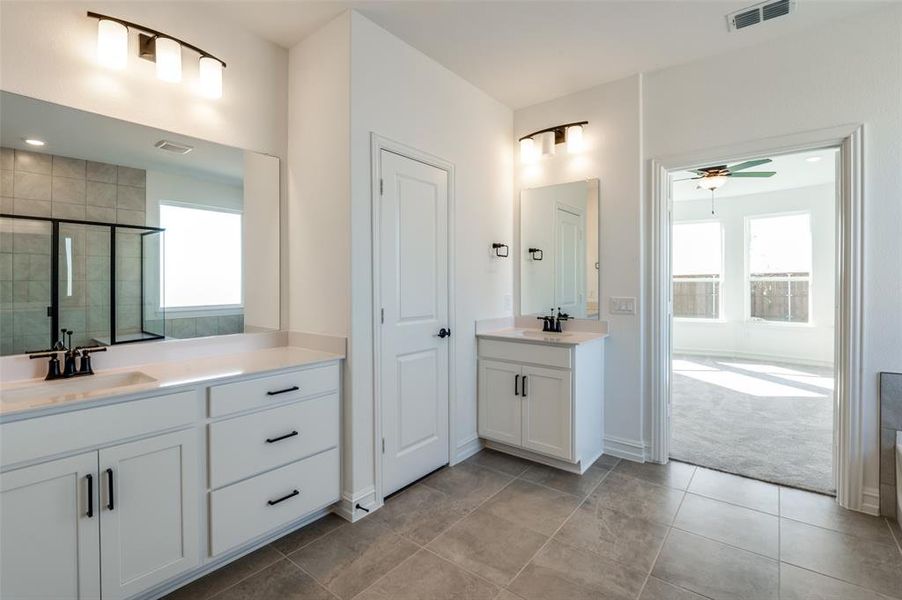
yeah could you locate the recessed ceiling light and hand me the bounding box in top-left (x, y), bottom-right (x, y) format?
top-left (24, 138), bottom-right (45, 147)
top-left (806, 156), bottom-right (822, 163)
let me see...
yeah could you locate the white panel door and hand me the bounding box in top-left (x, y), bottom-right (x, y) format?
top-left (521, 365), bottom-right (573, 460)
top-left (555, 206), bottom-right (586, 318)
top-left (0, 452), bottom-right (100, 600)
top-left (478, 360), bottom-right (523, 446)
top-left (99, 429), bottom-right (199, 600)
top-left (380, 149), bottom-right (450, 495)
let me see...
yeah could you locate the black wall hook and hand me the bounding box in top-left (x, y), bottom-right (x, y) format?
top-left (528, 247), bottom-right (544, 261)
top-left (492, 243), bottom-right (509, 258)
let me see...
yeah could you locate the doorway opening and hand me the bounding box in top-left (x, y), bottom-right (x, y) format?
top-left (668, 147), bottom-right (837, 494)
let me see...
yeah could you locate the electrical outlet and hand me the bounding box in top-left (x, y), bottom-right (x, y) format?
top-left (609, 296), bottom-right (636, 315)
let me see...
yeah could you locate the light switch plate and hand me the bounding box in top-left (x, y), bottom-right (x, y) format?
top-left (609, 296), bottom-right (637, 315)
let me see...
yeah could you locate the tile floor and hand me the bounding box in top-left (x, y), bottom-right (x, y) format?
top-left (165, 450), bottom-right (902, 600)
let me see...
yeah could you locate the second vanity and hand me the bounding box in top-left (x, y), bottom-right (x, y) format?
top-left (0, 346), bottom-right (342, 600)
top-left (477, 325), bottom-right (605, 474)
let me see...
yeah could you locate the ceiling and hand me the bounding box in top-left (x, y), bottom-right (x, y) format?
top-left (671, 148), bottom-right (838, 202)
top-left (0, 92), bottom-right (243, 185)
top-left (217, 0), bottom-right (887, 109)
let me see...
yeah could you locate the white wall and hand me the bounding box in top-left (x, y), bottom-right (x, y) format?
top-left (348, 13), bottom-right (513, 496)
top-left (513, 75), bottom-right (645, 459)
top-left (644, 5), bottom-right (902, 501)
top-left (673, 184), bottom-right (836, 366)
top-left (145, 171), bottom-right (243, 226)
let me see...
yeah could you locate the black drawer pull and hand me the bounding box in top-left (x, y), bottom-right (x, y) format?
top-left (106, 468), bottom-right (114, 511)
top-left (267, 489), bottom-right (300, 506)
top-left (514, 374), bottom-right (520, 396)
top-left (522, 376), bottom-right (528, 397)
top-left (266, 430), bottom-right (299, 444)
top-left (266, 386), bottom-right (299, 396)
top-left (86, 474), bottom-right (94, 518)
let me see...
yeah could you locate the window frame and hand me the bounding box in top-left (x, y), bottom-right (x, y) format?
top-left (743, 210), bottom-right (814, 327)
top-left (672, 218), bottom-right (726, 322)
top-left (158, 200), bottom-right (244, 315)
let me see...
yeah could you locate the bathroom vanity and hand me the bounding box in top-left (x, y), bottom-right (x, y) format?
top-left (477, 327), bottom-right (605, 473)
top-left (0, 347), bottom-right (342, 600)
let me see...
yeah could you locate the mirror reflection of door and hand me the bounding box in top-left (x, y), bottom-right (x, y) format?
top-left (520, 178), bottom-right (599, 319)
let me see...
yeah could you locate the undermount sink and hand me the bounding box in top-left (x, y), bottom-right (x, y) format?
top-left (1, 371), bottom-right (157, 405)
top-left (516, 330), bottom-right (573, 339)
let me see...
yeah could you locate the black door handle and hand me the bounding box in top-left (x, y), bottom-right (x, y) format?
top-left (266, 430), bottom-right (299, 444)
top-left (515, 374), bottom-right (520, 396)
top-left (437, 328), bottom-right (451, 338)
top-left (266, 386), bottom-right (299, 396)
top-left (267, 489), bottom-right (300, 506)
top-left (86, 474), bottom-right (94, 518)
top-left (522, 376), bottom-right (528, 397)
top-left (106, 468), bottom-right (114, 511)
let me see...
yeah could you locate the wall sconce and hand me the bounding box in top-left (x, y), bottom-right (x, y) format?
top-left (492, 243), bottom-right (510, 258)
top-left (88, 12), bottom-right (226, 99)
top-left (528, 247), bottom-right (544, 261)
top-left (518, 121), bottom-right (588, 164)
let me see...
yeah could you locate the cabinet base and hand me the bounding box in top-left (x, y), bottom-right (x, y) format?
top-left (483, 439), bottom-right (602, 475)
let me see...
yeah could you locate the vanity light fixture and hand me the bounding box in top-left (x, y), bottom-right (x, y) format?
top-left (87, 12), bottom-right (226, 97)
top-left (518, 121), bottom-right (588, 164)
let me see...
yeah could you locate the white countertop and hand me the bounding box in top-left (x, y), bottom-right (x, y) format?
top-left (476, 327), bottom-right (608, 346)
top-left (0, 346), bottom-right (342, 418)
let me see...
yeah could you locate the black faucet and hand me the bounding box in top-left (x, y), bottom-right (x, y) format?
top-left (28, 329), bottom-right (107, 381)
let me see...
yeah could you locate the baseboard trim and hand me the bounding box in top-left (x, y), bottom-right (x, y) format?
top-left (335, 486), bottom-right (379, 523)
top-left (453, 435), bottom-right (483, 464)
top-left (483, 440), bottom-right (594, 474)
top-left (860, 486), bottom-right (880, 516)
top-left (604, 435), bottom-right (648, 462)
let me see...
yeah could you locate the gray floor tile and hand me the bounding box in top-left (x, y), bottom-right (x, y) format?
top-left (163, 545), bottom-right (283, 600)
top-left (271, 513), bottom-right (346, 556)
top-left (781, 487), bottom-right (895, 543)
top-left (519, 463), bottom-right (610, 498)
top-left (494, 591), bottom-right (526, 600)
top-left (372, 483), bottom-right (470, 545)
top-left (639, 577), bottom-right (708, 600)
top-left (651, 529), bottom-right (778, 600)
top-left (287, 518), bottom-right (418, 599)
top-left (780, 518), bottom-right (902, 598)
top-left (354, 549), bottom-right (498, 600)
top-left (687, 467), bottom-right (779, 514)
top-left (593, 454), bottom-right (622, 470)
top-left (508, 539), bottom-right (648, 600)
top-left (590, 471), bottom-right (685, 525)
top-left (780, 563), bottom-right (897, 600)
top-left (465, 449), bottom-right (532, 477)
top-left (615, 459), bottom-right (696, 490)
top-left (481, 479), bottom-right (582, 536)
top-left (554, 501), bottom-right (668, 571)
top-left (674, 493), bottom-right (779, 557)
top-left (427, 509), bottom-right (548, 586)
top-left (213, 559), bottom-right (334, 600)
top-left (421, 461), bottom-right (514, 507)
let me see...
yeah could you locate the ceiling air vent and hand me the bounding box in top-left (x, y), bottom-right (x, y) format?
top-left (727, 0), bottom-right (794, 32)
top-left (154, 139), bottom-right (194, 154)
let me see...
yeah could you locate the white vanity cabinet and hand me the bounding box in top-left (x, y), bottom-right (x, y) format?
top-left (477, 335), bottom-right (604, 473)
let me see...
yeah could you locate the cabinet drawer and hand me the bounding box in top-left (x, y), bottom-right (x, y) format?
top-left (208, 394), bottom-right (339, 489)
top-left (478, 339), bottom-right (571, 369)
top-left (209, 448), bottom-right (339, 555)
top-left (208, 363), bottom-right (339, 417)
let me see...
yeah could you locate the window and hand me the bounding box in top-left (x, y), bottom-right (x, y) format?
top-left (673, 222), bottom-right (723, 319)
top-left (160, 203), bottom-right (242, 309)
top-left (748, 213), bottom-right (811, 323)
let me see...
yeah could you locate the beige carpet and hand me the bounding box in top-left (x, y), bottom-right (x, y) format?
top-left (671, 355), bottom-right (835, 494)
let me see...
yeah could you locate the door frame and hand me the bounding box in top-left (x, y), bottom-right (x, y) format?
top-left (649, 125), bottom-right (865, 511)
top-left (370, 133), bottom-right (456, 505)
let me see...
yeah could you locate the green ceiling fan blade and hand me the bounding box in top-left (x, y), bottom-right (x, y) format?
top-left (727, 158), bottom-right (772, 172)
top-left (729, 171), bottom-right (776, 177)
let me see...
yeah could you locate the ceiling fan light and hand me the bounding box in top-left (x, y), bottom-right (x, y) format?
top-left (697, 175), bottom-right (728, 191)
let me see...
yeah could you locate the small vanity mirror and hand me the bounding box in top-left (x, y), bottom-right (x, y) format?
top-left (0, 92), bottom-right (280, 356)
top-left (520, 179), bottom-right (600, 319)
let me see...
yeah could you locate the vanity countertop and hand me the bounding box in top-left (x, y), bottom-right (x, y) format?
top-left (477, 327), bottom-right (608, 346)
top-left (0, 346), bottom-right (343, 418)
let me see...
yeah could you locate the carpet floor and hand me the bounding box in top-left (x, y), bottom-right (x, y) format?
top-left (671, 354), bottom-right (835, 494)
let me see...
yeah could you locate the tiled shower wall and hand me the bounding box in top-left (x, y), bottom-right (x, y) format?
top-left (880, 372), bottom-right (902, 518)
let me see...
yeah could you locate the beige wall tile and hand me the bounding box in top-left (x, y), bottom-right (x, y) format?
top-left (85, 205), bottom-right (116, 223)
top-left (1, 196), bottom-right (13, 213)
top-left (117, 185), bottom-right (145, 211)
top-left (13, 198), bottom-right (51, 218)
top-left (117, 166), bottom-right (145, 187)
top-left (116, 209), bottom-right (145, 226)
top-left (86, 181), bottom-right (116, 207)
top-left (14, 171), bottom-right (51, 201)
top-left (1, 170), bottom-right (13, 196)
top-left (52, 176), bottom-right (86, 204)
top-left (14, 150), bottom-right (52, 174)
top-left (86, 161), bottom-right (117, 183)
top-left (52, 156), bottom-right (86, 179)
top-left (52, 202), bottom-right (86, 220)
top-left (0, 148), bottom-right (14, 170)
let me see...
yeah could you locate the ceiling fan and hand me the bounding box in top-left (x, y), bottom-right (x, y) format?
top-left (674, 158), bottom-right (777, 214)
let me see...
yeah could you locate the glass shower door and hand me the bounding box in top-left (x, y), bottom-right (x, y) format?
top-left (0, 217), bottom-right (53, 354)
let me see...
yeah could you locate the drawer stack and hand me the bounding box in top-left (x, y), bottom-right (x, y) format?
top-left (207, 363), bottom-right (340, 555)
